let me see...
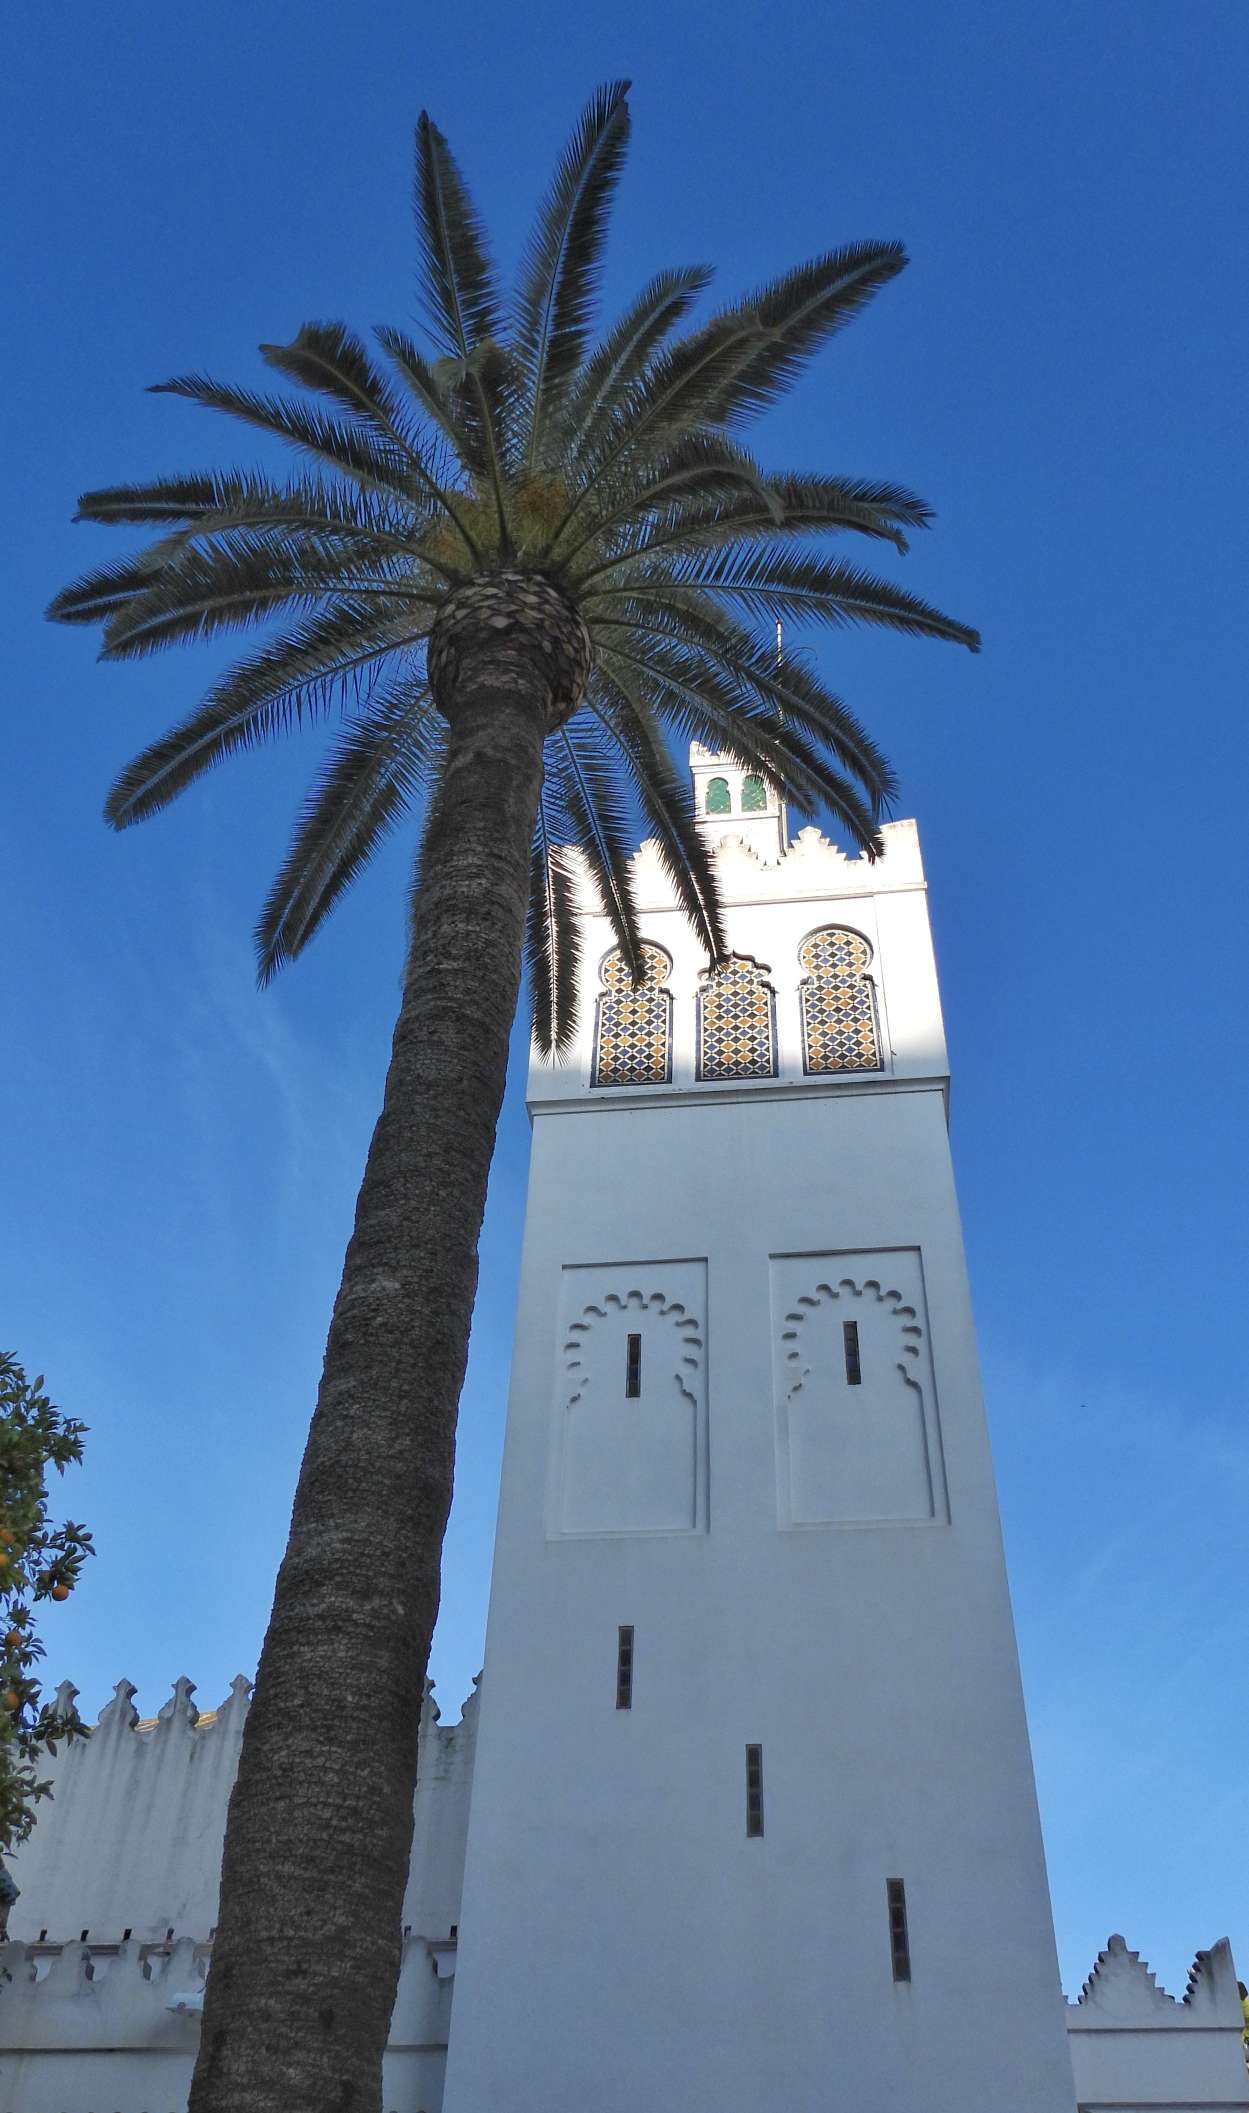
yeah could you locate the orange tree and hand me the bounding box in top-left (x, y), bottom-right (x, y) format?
top-left (0, 1353), bottom-right (93, 1857)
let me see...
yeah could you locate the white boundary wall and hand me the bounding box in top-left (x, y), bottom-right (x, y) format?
top-left (2, 1675), bottom-right (477, 2112)
top-left (1066, 1935), bottom-right (1248, 2113)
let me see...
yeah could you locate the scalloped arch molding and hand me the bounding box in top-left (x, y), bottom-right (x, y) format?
top-left (772, 1249), bottom-right (947, 1527)
top-left (551, 1264), bottom-right (707, 1536)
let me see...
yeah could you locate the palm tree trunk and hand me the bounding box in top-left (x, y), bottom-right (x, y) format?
top-left (188, 642), bottom-right (549, 2113)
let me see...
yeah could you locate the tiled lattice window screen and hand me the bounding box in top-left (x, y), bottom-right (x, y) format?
top-left (799, 928), bottom-right (881, 1074)
top-left (698, 957), bottom-right (776, 1081)
top-left (593, 944), bottom-right (673, 1087)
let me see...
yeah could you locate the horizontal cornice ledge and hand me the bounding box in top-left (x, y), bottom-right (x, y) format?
top-left (528, 1074), bottom-right (950, 1118)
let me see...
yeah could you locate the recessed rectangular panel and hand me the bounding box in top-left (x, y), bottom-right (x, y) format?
top-left (771, 1249), bottom-right (946, 1528)
top-left (550, 1260), bottom-right (708, 1538)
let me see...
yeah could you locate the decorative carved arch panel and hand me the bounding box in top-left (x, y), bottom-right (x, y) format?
top-left (551, 1264), bottom-right (708, 1537)
top-left (771, 1250), bottom-right (947, 1527)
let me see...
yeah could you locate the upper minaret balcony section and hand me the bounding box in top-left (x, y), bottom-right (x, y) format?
top-left (527, 746), bottom-right (948, 1110)
top-left (689, 741), bottom-right (788, 863)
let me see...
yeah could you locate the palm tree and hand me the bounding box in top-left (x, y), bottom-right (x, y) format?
top-left (49, 83), bottom-right (978, 2113)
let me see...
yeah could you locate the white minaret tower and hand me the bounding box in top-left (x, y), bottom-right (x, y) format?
top-left (442, 753), bottom-right (1077, 2113)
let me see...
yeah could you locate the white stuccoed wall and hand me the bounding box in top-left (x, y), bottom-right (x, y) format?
top-left (1066, 1935), bottom-right (1249, 2112)
top-left (6, 1675), bottom-right (476, 1950)
top-left (1, 1675), bottom-right (477, 2112)
top-left (442, 780), bottom-right (1080, 2113)
top-left (5, 1676), bottom-right (250, 1945)
top-left (0, 1932), bottom-right (456, 2113)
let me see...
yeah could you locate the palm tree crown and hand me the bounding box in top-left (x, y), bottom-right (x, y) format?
top-left (50, 82), bottom-right (976, 1051)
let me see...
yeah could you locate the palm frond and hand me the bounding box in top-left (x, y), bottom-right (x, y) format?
top-left (762, 718), bottom-right (886, 853)
top-left (593, 544), bottom-right (981, 649)
top-left (148, 375), bottom-right (419, 503)
top-left (557, 435), bottom-right (777, 572)
top-left (575, 471), bottom-right (933, 580)
top-left (180, 352), bottom-right (482, 559)
top-left (527, 840), bottom-right (583, 1061)
top-left (434, 338), bottom-right (519, 546)
top-left (74, 470), bottom-right (287, 527)
top-left (586, 667), bottom-right (727, 961)
top-left (560, 267), bottom-right (713, 453)
top-left (527, 802), bottom-right (584, 1059)
top-left (99, 529), bottom-right (437, 661)
top-left (552, 313), bottom-right (763, 552)
top-left (517, 80), bottom-right (631, 465)
top-left (256, 681), bottom-right (444, 982)
top-left (104, 610), bottom-right (416, 827)
top-left (77, 467), bottom-right (426, 543)
top-left (768, 472), bottom-right (933, 542)
top-left (414, 114), bottom-right (502, 360)
top-left (592, 629), bottom-right (830, 807)
top-left (48, 546), bottom-right (175, 624)
top-left (548, 721), bottom-right (643, 976)
top-left (594, 635), bottom-right (817, 803)
top-left (703, 241), bottom-right (908, 425)
top-left (257, 322), bottom-right (424, 455)
top-left (589, 594), bottom-right (897, 806)
top-left (597, 639), bottom-right (882, 851)
top-left (374, 325), bottom-right (471, 457)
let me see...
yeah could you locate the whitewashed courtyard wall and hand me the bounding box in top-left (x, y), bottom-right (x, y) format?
top-left (0, 1932), bottom-right (453, 2113)
top-left (1, 1674), bottom-right (477, 2112)
top-left (1066, 1935), bottom-right (1248, 2112)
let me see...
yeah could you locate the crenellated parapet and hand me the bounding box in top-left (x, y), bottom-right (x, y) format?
top-left (5, 1673), bottom-right (253, 1945)
top-left (5, 1671), bottom-right (481, 1951)
top-left (1066, 1934), bottom-right (1249, 2111)
top-left (567, 816), bottom-right (925, 917)
top-left (1, 1671), bottom-right (481, 2109)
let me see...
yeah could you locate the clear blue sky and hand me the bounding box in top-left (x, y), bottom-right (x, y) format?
top-left (3, 0), bottom-right (1246, 1999)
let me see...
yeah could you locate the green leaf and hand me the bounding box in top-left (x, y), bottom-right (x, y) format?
top-left (561, 267), bottom-right (713, 455)
top-left (414, 114), bottom-right (502, 361)
top-left (104, 604), bottom-right (419, 827)
top-left (255, 680), bottom-right (444, 982)
top-left (517, 81), bottom-right (631, 463)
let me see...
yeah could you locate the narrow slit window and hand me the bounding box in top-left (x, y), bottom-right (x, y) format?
top-left (625, 1332), bottom-right (642, 1399)
top-left (886, 1878), bottom-right (911, 1981)
top-left (843, 1319), bottom-right (862, 1386)
top-left (616, 1625), bottom-right (634, 1710)
top-left (745, 1745), bottom-right (764, 1837)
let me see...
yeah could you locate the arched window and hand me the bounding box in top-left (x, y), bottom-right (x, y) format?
top-left (798, 927), bottom-right (881, 1074)
top-left (741, 773), bottom-right (767, 812)
top-left (705, 776), bottom-right (731, 815)
top-left (592, 943), bottom-right (673, 1087)
top-left (697, 956), bottom-right (777, 1081)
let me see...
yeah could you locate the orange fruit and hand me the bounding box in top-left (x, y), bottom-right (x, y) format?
top-left (51, 1584), bottom-right (70, 1602)
top-left (3, 1690), bottom-right (19, 1711)
top-left (0, 1529), bottom-right (13, 1546)
top-left (4, 1630), bottom-right (20, 1648)
top-left (0, 1552), bottom-right (10, 1569)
